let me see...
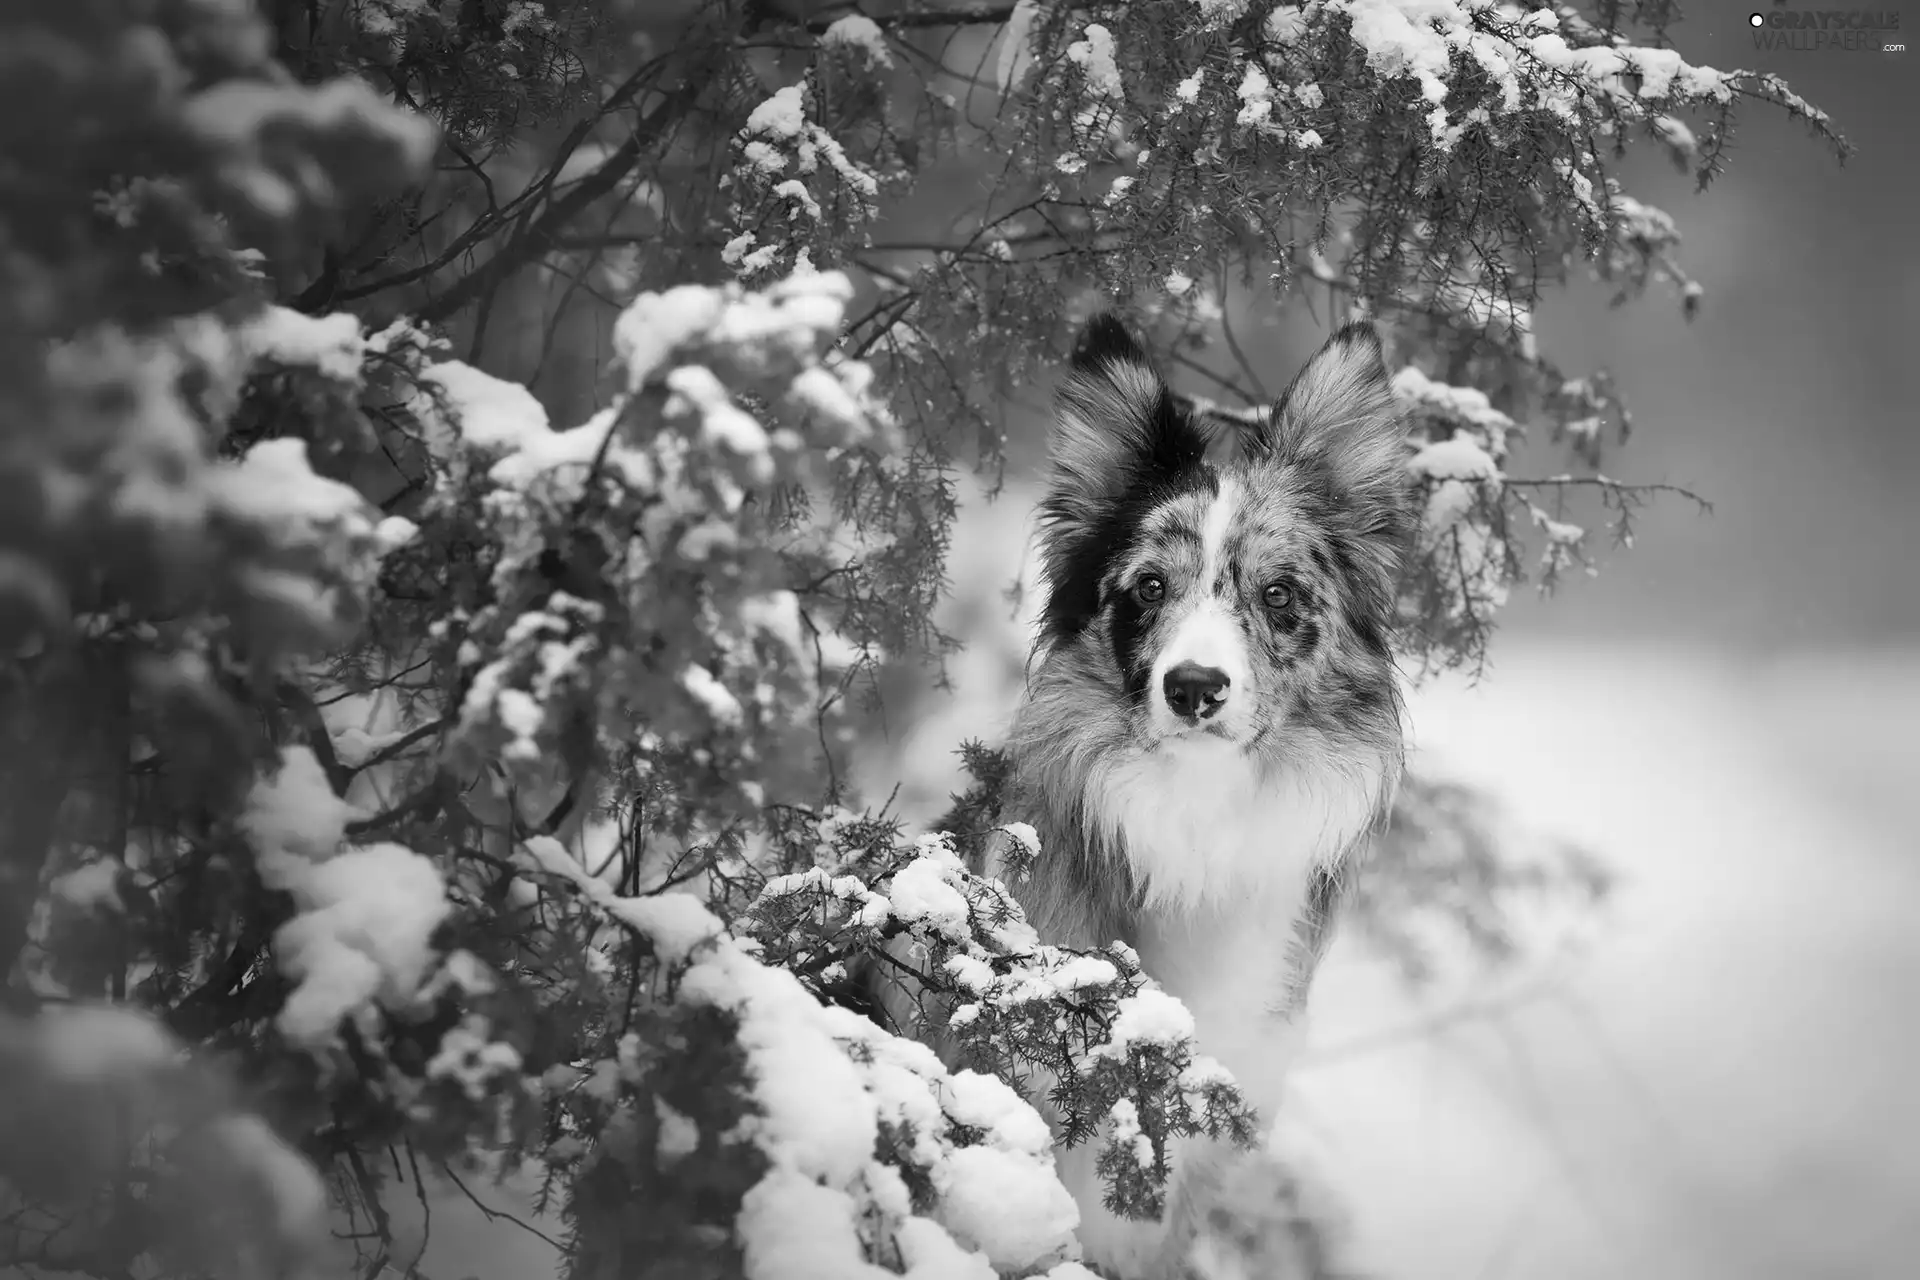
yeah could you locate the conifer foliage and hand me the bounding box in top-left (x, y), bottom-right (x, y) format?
top-left (0, 1), bottom-right (1837, 1277)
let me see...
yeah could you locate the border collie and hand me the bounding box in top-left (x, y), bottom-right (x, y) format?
top-left (1004, 313), bottom-right (1413, 1278)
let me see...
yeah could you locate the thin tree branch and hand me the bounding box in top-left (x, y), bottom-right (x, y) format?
top-left (414, 76), bottom-right (706, 324)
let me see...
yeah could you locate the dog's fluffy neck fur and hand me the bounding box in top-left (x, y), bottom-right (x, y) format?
top-left (1009, 643), bottom-right (1397, 1035)
top-left (1008, 635), bottom-right (1398, 946)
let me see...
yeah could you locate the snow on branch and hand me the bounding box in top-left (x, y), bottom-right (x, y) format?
top-left (507, 802), bottom-right (1254, 1276)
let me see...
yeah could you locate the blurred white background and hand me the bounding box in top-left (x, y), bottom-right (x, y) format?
top-left (1291, 646), bottom-right (1920, 1280)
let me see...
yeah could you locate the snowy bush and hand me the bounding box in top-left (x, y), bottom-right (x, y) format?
top-left (0, 0), bottom-right (1839, 1277)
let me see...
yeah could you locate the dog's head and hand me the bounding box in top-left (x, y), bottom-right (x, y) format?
top-left (1033, 314), bottom-right (1412, 754)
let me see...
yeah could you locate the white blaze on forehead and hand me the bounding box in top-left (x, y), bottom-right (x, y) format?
top-left (1151, 477), bottom-right (1250, 722)
top-left (1198, 475), bottom-right (1239, 586)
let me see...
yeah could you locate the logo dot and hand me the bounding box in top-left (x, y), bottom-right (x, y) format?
top-left (1748, 10), bottom-right (1765, 24)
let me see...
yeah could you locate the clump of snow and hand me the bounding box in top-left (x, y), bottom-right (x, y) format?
top-left (1332, 0), bottom-right (1466, 105)
top-left (50, 859), bottom-right (125, 914)
top-left (938, 1144), bottom-right (1082, 1270)
top-left (240, 747), bottom-right (451, 1046)
top-left (1065, 24), bottom-right (1123, 101)
top-left (682, 662), bottom-right (746, 728)
top-left (1393, 366), bottom-right (1517, 458)
top-left (736, 1168), bottom-right (881, 1280)
top-left (665, 365), bottom-right (775, 483)
top-left (517, 834), bottom-right (724, 965)
top-left (896, 1217), bottom-right (997, 1280)
top-left (373, 514), bottom-right (418, 553)
top-left (238, 744), bottom-right (361, 859)
top-left (1236, 64), bottom-right (1275, 127)
top-left (416, 359), bottom-right (552, 454)
top-left (486, 407), bottom-right (639, 493)
top-left (820, 15), bottom-right (891, 69)
top-left (888, 856), bottom-right (975, 943)
top-left (745, 84), bottom-right (808, 141)
top-left (1540, 516), bottom-right (1584, 545)
top-left (427, 1014), bottom-right (524, 1100)
top-left (1408, 436), bottom-right (1502, 482)
top-left (1089, 989), bottom-right (1197, 1060)
top-left (1531, 508), bottom-right (1589, 579)
top-left (269, 840), bottom-right (452, 1045)
top-left (1652, 113), bottom-right (1698, 158)
top-left (1610, 193), bottom-right (1682, 249)
top-left (739, 141), bottom-right (786, 178)
top-left (805, 125), bottom-right (882, 201)
top-left (999, 822), bottom-right (1041, 862)
top-left (241, 306), bottom-right (365, 383)
top-left (655, 1096), bottom-right (702, 1161)
top-left (787, 363), bottom-right (870, 436)
top-left (208, 438), bottom-right (371, 537)
top-left (773, 178), bottom-right (822, 221)
top-left (1408, 431), bottom-right (1501, 550)
top-left (688, 958), bottom-right (874, 1186)
top-left (613, 285), bottom-right (729, 390)
top-left (611, 274), bottom-right (866, 425)
top-left (942, 1070), bottom-right (1053, 1155)
top-left (1421, 476), bottom-right (1479, 541)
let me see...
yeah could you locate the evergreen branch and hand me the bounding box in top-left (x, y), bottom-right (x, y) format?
top-left (277, 680), bottom-right (354, 798)
top-left (344, 772), bottom-right (450, 837)
top-left (342, 716), bottom-right (452, 778)
top-left (1503, 475), bottom-right (1713, 516)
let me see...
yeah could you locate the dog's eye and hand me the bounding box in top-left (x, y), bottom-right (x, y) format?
top-left (1262, 582), bottom-right (1294, 611)
top-left (1134, 576), bottom-right (1166, 605)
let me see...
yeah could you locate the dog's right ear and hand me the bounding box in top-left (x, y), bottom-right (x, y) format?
top-left (1039, 313), bottom-right (1208, 545)
top-left (1251, 321), bottom-right (1409, 538)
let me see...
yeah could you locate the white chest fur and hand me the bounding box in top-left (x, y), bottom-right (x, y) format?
top-left (1085, 735), bottom-right (1380, 913)
top-left (1082, 736), bottom-right (1384, 1121)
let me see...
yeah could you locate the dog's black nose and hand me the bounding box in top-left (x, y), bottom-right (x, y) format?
top-left (1162, 664), bottom-right (1230, 720)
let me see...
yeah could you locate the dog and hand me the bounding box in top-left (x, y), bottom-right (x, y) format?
top-left (994, 313), bottom-right (1415, 1278)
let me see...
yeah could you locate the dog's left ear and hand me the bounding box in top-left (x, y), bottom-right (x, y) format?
top-left (1252, 322), bottom-right (1409, 530)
